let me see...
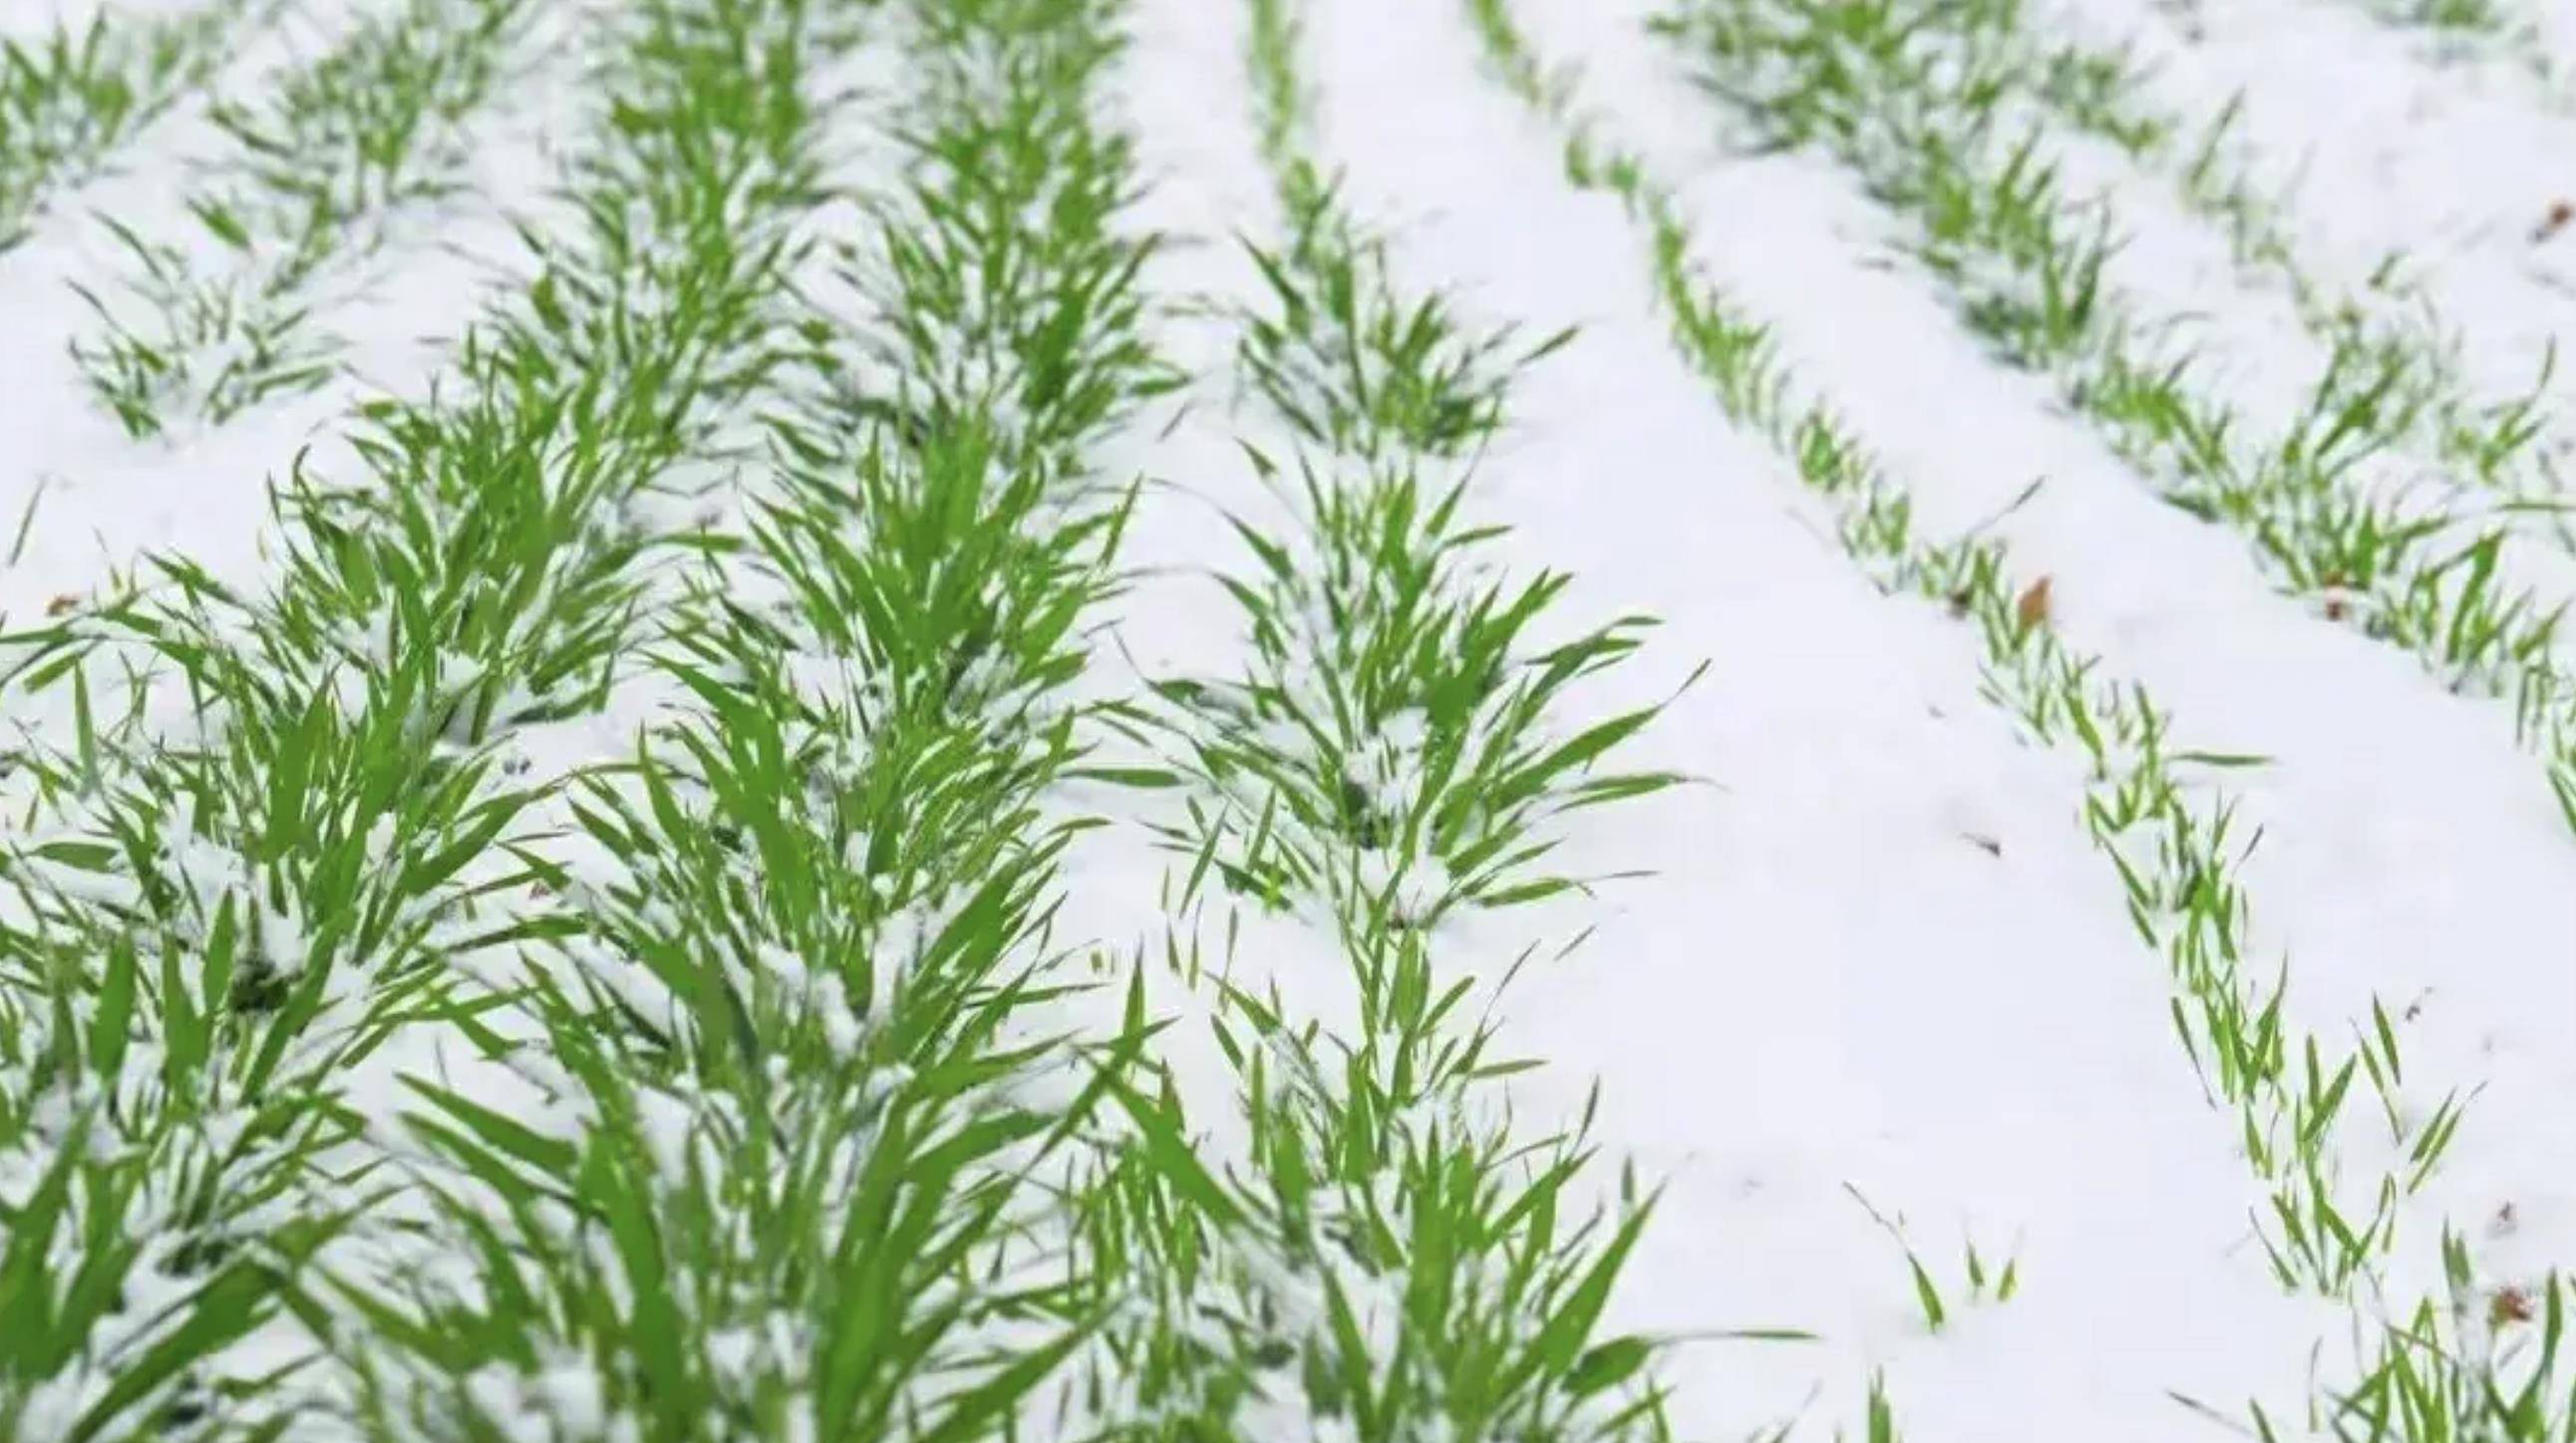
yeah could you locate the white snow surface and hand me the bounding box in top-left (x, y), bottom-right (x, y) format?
top-left (1100, 0), bottom-right (2576, 1433)
top-left (10, 0), bottom-right (2576, 1438)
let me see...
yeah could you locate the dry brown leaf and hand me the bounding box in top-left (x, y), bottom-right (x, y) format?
top-left (44, 593), bottom-right (78, 617)
top-left (2493, 1284), bottom-right (2537, 1326)
top-left (2537, 198), bottom-right (2574, 243)
top-left (2015, 575), bottom-right (2053, 631)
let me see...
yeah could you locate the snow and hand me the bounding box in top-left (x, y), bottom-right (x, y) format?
top-left (0, 0), bottom-right (592, 629)
top-left (1255, 0), bottom-right (2316, 1431)
top-left (1097, 0), bottom-right (2576, 1432)
top-left (12, 0), bottom-right (2576, 1437)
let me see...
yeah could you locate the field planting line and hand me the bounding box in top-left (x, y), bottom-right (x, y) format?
top-left (1858, 0), bottom-right (2576, 555)
top-left (4, 0), bottom-right (2570, 1435)
top-left (1582, 1), bottom-right (2576, 1299)
top-left (1650, 0), bottom-right (2576, 863)
top-left (0, 0), bottom-right (598, 639)
top-left (1291, 0), bottom-right (2339, 1435)
top-left (0, 0), bottom-right (889, 1432)
top-left (1843, 0), bottom-right (2576, 673)
top-left (64, 0), bottom-right (579, 440)
top-left (0, 0), bottom-right (259, 253)
top-left (1508, 0), bottom-right (2576, 1053)
top-left (0, 0), bottom-right (317, 619)
top-left (1460, 0), bottom-right (2576, 1432)
top-left (1021, 0), bottom-right (1756, 1432)
top-left (1617, 0), bottom-right (2576, 1056)
top-left (2320, 0), bottom-right (2576, 92)
top-left (2060, 0), bottom-right (2576, 452)
top-left (329, 0), bottom-right (1205, 1432)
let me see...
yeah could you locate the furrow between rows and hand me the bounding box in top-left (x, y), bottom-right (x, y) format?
top-left (1455, 0), bottom-right (2569, 1433)
top-left (1023, 0), bottom-right (1713, 1432)
top-left (1653, 0), bottom-right (2576, 851)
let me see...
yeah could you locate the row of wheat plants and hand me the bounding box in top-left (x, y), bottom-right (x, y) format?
top-left (72, 0), bottom-right (561, 437)
top-left (0, 0), bottom-right (1215, 1433)
top-left (1450, 1), bottom-right (2576, 1435)
top-left (0, 0), bottom-right (260, 252)
top-left (1008, 0), bottom-right (1717, 1435)
top-left (1646, 0), bottom-right (2576, 850)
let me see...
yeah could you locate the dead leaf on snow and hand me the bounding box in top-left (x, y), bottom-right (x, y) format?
top-left (2493, 1284), bottom-right (2537, 1327)
top-left (2015, 575), bottom-right (2053, 632)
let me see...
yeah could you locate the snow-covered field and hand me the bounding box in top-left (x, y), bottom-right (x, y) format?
top-left (6, 0), bottom-right (2576, 1437)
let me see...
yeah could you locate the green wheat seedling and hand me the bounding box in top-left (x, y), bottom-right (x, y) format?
top-left (1238, 0), bottom-right (1573, 461)
top-left (561, 630), bottom-right (1089, 1059)
top-left (1239, 204), bottom-right (1576, 461)
top-left (1236, 0), bottom-right (1573, 460)
top-left (2198, 1230), bottom-right (2576, 1441)
top-left (1209, 960), bottom-right (1672, 1441)
top-left (1656, 0), bottom-right (2576, 849)
top-left (345, 656), bottom-right (1114, 1438)
top-left (314, 0), bottom-right (1188, 1432)
top-left (851, 1), bottom-right (1174, 477)
top-left (0, 0), bottom-right (865, 1426)
top-left (1857, 1374), bottom-right (1906, 1443)
top-left (745, 430), bottom-right (1131, 723)
top-left (2349, 0), bottom-right (2544, 59)
top-left (1136, 76), bottom-right (1670, 930)
top-left (2318, 1233), bottom-right (2576, 1441)
top-left (0, 614), bottom-right (543, 1435)
top-left (69, 0), bottom-right (537, 437)
top-left (1136, 445), bottom-right (1681, 929)
top-left (1042, 2), bottom-right (1700, 1435)
top-left (205, 0), bottom-right (531, 244)
top-left (2406, 0), bottom-right (2512, 27)
top-left (0, 0), bottom-right (248, 251)
top-left (69, 211), bottom-right (336, 436)
top-left (1066, 931), bottom-right (1685, 1441)
top-left (0, 1009), bottom-right (368, 1439)
top-left (1749, 1373), bottom-right (1910, 1443)
top-left (1853, 0), bottom-right (2574, 553)
top-left (1844, 1185), bottom-right (2020, 1334)
top-left (1466, 0), bottom-right (2464, 1306)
